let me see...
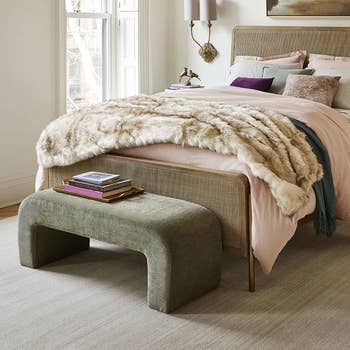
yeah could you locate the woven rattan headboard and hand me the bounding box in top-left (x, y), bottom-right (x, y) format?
top-left (231, 26), bottom-right (350, 65)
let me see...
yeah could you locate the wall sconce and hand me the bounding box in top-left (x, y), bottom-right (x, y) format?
top-left (184, 0), bottom-right (218, 63)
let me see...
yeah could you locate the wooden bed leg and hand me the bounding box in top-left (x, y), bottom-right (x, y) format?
top-left (248, 241), bottom-right (255, 292)
top-left (247, 192), bottom-right (256, 292)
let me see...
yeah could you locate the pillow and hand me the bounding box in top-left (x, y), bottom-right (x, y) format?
top-left (309, 53), bottom-right (350, 62)
top-left (235, 51), bottom-right (307, 66)
top-left (263, 67), bottom-right (315, 94)
top-left (283, 75), bottom-right (341, 107)
top-left (308, 54), bottom-right (350, 109)
top-left (227, 61), bottom-right (303, 85)
top-left (230, 77), bottom-right (274, 92)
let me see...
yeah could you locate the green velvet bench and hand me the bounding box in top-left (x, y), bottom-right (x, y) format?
top-left (18, 190), bottom-right (222, 313)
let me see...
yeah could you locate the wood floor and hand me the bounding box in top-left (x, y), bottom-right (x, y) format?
top-left (0, 204), bottom-right (20, 220)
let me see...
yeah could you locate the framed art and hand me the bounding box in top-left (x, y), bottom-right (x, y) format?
top-left (267, 0), bottom-right (350, 16)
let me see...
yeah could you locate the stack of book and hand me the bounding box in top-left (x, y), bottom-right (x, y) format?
top-left (62, 171), bottom-right (135, 201)
top-left (166, 83), bottom-right (204, 91)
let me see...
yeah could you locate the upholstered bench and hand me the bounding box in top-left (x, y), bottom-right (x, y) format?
top-left (18, 190), bottom-right (222, 313)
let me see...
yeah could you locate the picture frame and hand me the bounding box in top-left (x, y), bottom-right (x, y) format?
top-left (267, 0), bottom-right (350, 17)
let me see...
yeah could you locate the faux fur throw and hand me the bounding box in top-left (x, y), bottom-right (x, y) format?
top-left (37, 95), bottom-right (323, 215)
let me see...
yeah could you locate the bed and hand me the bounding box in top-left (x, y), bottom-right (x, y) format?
top-left (44, 26), bottom-right (350, 292)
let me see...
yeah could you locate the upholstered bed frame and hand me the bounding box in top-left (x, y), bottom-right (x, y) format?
top-left (48, 26), bottom-right (350, 292)
top-left (231, 26), bottom-right (350, 65)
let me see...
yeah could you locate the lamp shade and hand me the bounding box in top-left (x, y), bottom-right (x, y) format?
top-left (184, 0), bottom-right (200, 21)
top-left (200, 0), bottom-right (217, 21)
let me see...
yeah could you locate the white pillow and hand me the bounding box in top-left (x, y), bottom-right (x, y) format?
top-left (309, 53), bottom-right (350, 62)
top-left (309, 54), bottom-right (350, 109)
top-left (226, 61), bottom-right (303, 86)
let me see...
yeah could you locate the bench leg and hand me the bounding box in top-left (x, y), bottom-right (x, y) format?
top-left (19, 224), bottom-right (90, 268)
top-left (146, 240), bottom-right (221, 314)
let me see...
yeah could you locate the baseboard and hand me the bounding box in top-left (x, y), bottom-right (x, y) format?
top-left (0, 175), bottom-right (35, 208)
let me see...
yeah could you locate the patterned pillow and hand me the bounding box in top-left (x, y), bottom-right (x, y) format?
top-left (283, 75), bottom-right (341, 106)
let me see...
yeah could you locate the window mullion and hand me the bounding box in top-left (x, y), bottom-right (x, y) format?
top-left (109, 0), bottom-right (118, 99)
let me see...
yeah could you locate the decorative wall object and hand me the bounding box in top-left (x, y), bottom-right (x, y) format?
top-left (184, 0), bottom-right (218, 63)
top-left (267, 0), bottom-right (350, 16)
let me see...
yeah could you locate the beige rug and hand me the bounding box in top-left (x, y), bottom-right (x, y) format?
top-left (1, 217), bottom-right (349, 350)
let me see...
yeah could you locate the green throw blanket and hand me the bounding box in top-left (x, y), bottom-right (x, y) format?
top-left (291, 119), bottom-right (336, 236)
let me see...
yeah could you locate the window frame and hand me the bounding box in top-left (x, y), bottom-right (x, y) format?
top-left (66, 10), bottom-right (110, 109)
top-left (57, 0), bottom-right (149, 115)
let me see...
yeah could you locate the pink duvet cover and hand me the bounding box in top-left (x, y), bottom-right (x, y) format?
top-left (116, 87), bottom-right (350, 273)
top-left (36, 87), bottom-right (350, 273)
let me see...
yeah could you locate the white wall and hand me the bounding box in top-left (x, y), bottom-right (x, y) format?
top-left (0, 0), bottom-right (176, 208)
top-left (148, 0), bottom-right (177, 93)
top-left (173, 0), bottom-right (350, 86)
top-left (0, 0), bottom-right (57, 207)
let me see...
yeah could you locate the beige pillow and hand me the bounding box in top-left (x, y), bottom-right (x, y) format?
top-left (308, 53), bottom-right (350, 108)
top-left (309, 53), bottom-right (350, 62)
top-left (283, 75), bottom-right (341, 107)
top-left (235, 51), bottom-right (306, 66)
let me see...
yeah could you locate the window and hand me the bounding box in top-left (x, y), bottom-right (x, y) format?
top-left (64, 0), bottom-right (140, 111)
top-left (118, 0), bottom-right (139, 98)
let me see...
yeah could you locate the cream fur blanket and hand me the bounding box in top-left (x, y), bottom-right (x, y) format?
top-left (36, 95), bottom-right (323, 215)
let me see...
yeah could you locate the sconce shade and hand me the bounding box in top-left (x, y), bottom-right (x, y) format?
top-left (200, 0), bottom-right (217, 21)
top-left (184, 0), bottom-right (200, 21)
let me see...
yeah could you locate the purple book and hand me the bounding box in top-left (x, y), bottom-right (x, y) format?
top-left (63, 184), bottom-right (131, 198)
top-left (64, 184), bottom-right (106, 198)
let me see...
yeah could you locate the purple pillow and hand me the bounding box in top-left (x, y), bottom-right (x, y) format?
top-left (230, 77), bottom-right (274, 92)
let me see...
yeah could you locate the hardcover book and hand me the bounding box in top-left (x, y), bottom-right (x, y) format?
top-left (68, 179), bottom-right (132, 192)
top-left (63, 184), bottom-right (132, 198)
top-left (72, 171), bottom-right (120, 185)
top-left (169, 83), bottom-right (203, 90)
top-left (54, 185), bottom-right (144, 203)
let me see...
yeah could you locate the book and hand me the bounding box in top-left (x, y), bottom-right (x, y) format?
top-left (169, 84), bottom-right (203, 90)
top-left (72, 171), bottom-right (120, 185)
top-left (63, 184), bottom-right (132, 199)
top-left (54, 185), bottom-right (144, 203)
top-left (68, 178), bottom-right (132, 192)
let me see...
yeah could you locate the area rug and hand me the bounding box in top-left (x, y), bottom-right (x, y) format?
top-left (1, 217), bottom-right (349, 350)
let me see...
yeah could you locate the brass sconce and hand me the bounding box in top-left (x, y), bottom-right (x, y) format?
top-left (184, 0), bottom-right (218, 63)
